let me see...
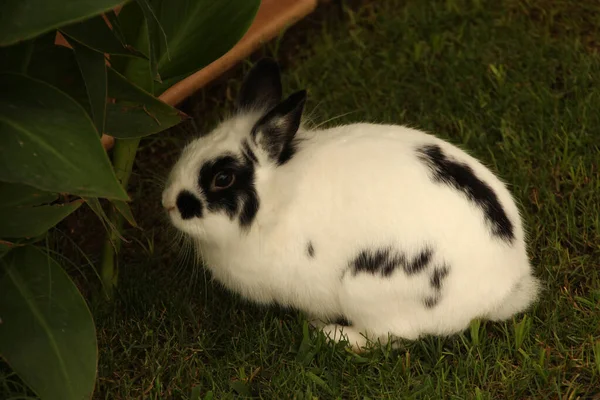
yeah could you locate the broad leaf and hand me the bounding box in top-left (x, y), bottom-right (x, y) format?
top-left (105, 10), bottom-right (127, 44)
top-left (0, 182), bottom-right (58, 208)
top-left (84, 197), bottom-right (125, 241)
top-left (26, 32), bottom-right (91, 114)
top-left (0, 240), bottom-right (15, 258)
top-left (104, 105), bottom-right (182, 138)
top-left (0, 199), bottom-right (83, 238)
top-left (0, 246), bottom-right (97, 399)
top-left (111, 200), bottom-right (138, 227)
top-left (0, 0), bottom-right (129, 46)
top-left (136, 0), bottom-right (168, 82)
top-left (149, 0), bottom-right (260, 91)
top-left (104, 67), bottom-right (186, 138)
top-left (0, 232), bottom-right (49, 258)
top-left (111, 1), bottom-right (154, 92)
top-left (71, 40), bottom-right (108, 133)
top-left (115, 2), bottom-right (147, 54)
top-left (0, 73), bottom-right (129, 200)
top-left (0, 39), bottom-right (34, 73)
top-left (60, 14), bottom-right (146, 58)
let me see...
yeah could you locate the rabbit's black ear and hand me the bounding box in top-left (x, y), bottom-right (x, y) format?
top-left (251, 90), bottom-right (306, 165)
top-left (236, 58), bottom-right (283, 111)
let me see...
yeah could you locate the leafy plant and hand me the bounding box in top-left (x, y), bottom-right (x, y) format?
top-left (0, 0), bottom-right (260, 398)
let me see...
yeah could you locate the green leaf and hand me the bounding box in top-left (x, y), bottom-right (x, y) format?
top-left (111, 200), bottom-right (138, 227)
top-left (0, 39), bottom-right (34, 73)
top-left (26, 32), bottom-right (91, 114)
top-left (116, 2), bottom-right (147, 47)
top-left (0, 0), bottom-right (129, 46)
top-left (60, 14), bottom-right (147, 58)
top-left (136, 0), bottom-right (168, 83)
top-left (0, 240), bottom-right (15, 258)
top-left (0, 73), bottom-right (129, 200)
top-left (104, 67), bottom-right (186, 138)
top-left (0, 246), bottom-right (97, 399)
top-left (0, 182), bottom-right (58, 208)
top-left (305, 371), bottom-right (333, 394)
top-left (190, 386), bottom-right (202, 400)
top-left (229, 381), bottom-right (251, 397)
top-left (0, 187), bottom-right (51, 251)
top-left (0, 199), bottom-right (83, 238)
top-left (0, 182), bottom-right (72, 242)
top-left (149, 0), bottom-right (260, 91)
top-left (0, 233), bottom-right (48, 258)
top-left (71, 40), bottom-right (107, 133)
top-left (84, 197), bottom-right (126, 242)
top-left (105, 10), bottom-right (127, 44)
top-left (112, 1), bottom-right (154, 92)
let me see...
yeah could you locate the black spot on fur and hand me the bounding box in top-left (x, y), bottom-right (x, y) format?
top-left (199, 154), bottom-right (259, 228)
top-left (350, 247), bottom-right (434, 277)
top-left (430, 265), bottom-right (450, 290)
top-left (351, 248), bottom-right (403, 277)
top-left (423, 264), bottom-right (450, 309)
top-left (417, 144), bottom-right (514, 242)
top-left (424, 296), bottom-right (439, 308)
top-left (404, 247), bottom-right (434, 275)
top-left (307, 242), bottom-right (315, 258)
top-left (176, 190), bottom-right (203, 220)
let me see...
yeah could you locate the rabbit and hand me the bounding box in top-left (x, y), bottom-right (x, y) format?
top-left (161, 58), bottom-right (541, 352)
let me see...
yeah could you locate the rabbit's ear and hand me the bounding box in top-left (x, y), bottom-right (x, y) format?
top-left (251, 90), bottom-right (306, 165)
top-left (236, 58), bottom-right (283, 112)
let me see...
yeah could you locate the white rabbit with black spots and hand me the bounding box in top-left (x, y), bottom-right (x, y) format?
top-left (162, 58), bottom-right (541, 352)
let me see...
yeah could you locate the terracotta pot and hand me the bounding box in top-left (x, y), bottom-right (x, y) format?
top-left (159, 0), bottom-right (318, 107)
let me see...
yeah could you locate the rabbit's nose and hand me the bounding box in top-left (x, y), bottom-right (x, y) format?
top-left (162, 196), bottom-right (175, 212)
top-left (161, 191), bottom-right (172, 209)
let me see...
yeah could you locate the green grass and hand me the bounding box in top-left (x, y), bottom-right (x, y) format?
top-left (4, 0), bottom-right (600, 398)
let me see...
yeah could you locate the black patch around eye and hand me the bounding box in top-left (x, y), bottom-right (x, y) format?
top-left (242, 140), bottom-right (258, 164)
top-left (307, 242), bottom-right (315, 258)
top-left (199, 154), bottom-right (260, 229)
top-left (416, 144), bottom-right (515, 243)
top-left (239, 191), bottom-right (259, 227)
top-left (176, 190), bottom-right (203, 220)
top-left (430, 265), bottom-right (450, 290)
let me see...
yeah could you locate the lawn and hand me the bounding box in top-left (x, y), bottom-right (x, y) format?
top-left (3, 0), bottom-right (600, 398)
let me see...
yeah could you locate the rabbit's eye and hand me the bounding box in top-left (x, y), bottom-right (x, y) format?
top-left (211, 170), bottom-right (235, 191)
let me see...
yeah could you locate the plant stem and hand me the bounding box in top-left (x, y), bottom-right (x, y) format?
top-left (99, 16), bottom-right (151, 299)
top-left (100, 137), bottom-right (140, 298)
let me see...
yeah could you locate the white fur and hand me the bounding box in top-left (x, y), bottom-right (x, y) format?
top-left (162, 113), bottom-right (541, 352)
